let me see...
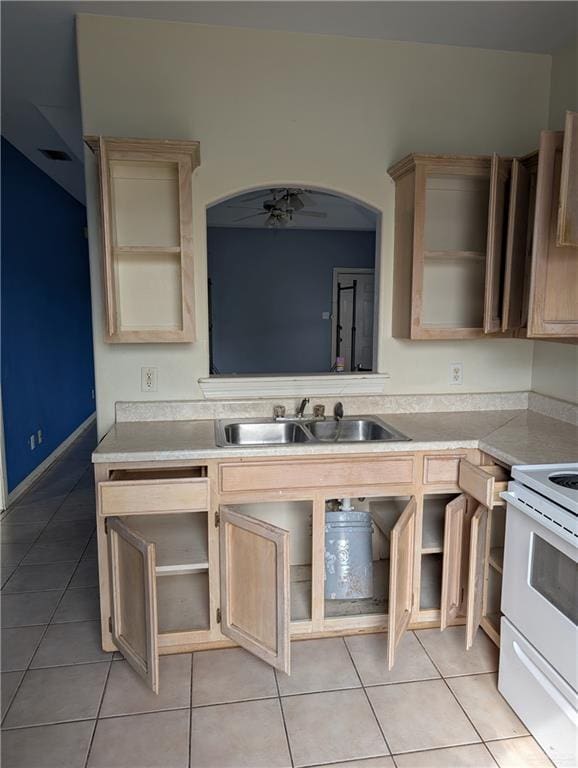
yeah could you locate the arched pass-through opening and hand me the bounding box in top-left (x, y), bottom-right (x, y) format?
top-left (206, 186), bottom-right (381, 377)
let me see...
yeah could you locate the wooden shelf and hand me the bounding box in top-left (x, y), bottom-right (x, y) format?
top-left (489, 546), bottom-right (504, 574)
top-left (113, 246), bottom-right (181, 255)
top-left (424, 250), bottom-right (485, 261)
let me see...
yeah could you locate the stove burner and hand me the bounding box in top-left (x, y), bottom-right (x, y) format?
top-left (549, 473), bottom-right (578, 491)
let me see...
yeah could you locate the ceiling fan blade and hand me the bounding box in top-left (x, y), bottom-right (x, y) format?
top-left (294, 210), bottom-right (327, 218)
top-left (233, 212), bottom-right (268, 222)
top-left (297, 192), bottom-right (316, 207)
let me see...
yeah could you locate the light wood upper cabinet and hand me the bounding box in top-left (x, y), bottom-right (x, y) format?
top-left (219, 506), bottom-right (290, 674)
top-left (527, 131), bottom-right (578, 338)
top-left (86, 136), bottom-right (200, 343)
top-left (557, 111), bottom-right (578, 248)
top-left (388, 154), bottom-right (509, 340)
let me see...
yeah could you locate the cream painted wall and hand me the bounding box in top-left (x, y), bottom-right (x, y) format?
top-left (530, 36), bottom-right (578, 404)
top-left (76, 16), bottom-right (550, 435)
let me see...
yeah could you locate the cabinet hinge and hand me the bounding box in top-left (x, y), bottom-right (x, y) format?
top-left (108, 616), bottom-right (112, 633)
top-left (216, 608), bottom-right (221, 624)
top-left (215, 511), bottom-right (220, 527)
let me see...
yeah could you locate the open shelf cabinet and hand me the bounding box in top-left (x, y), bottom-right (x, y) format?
top-left (86, 136), bottom-right (200, 343)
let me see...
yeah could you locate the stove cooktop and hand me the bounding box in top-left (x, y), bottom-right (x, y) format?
top-left (511, 463), bottom-right (578, 516)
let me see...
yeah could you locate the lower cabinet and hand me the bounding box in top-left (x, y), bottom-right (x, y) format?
top-left (96, 453), bottom-right (510, 693)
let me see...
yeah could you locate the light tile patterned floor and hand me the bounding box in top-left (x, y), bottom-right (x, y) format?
top-left (0, 426), bottom-right (555, 768)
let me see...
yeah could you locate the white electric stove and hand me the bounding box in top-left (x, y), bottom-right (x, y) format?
top-left (499, 463), bottom-right (578, 768)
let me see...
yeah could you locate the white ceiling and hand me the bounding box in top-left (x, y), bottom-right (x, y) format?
top-left (2, 1), bottom-right (576, 202)
top-left (207, 188), bottom-right (378, 230)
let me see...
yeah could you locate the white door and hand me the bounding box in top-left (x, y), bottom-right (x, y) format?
top-left (333, 270), bottom-right (374, 371)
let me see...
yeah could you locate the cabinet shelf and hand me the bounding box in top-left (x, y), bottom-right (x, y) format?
top-left (128, 512), bottom-right (208, 573)
top-left (489, 546), bottom-right (504, 574)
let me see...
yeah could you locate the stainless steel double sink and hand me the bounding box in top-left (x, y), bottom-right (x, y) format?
top-left (215, 417), bottom-right (411, 447)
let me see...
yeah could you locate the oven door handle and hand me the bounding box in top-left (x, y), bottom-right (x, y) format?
top-left (513, 641), bottom-right (578, 725)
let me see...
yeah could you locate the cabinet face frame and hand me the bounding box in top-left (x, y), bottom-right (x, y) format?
top-left (219, 505), bottom-right (290, 674)
top-left (527, 130), bottom-right (578, 338)
top-left (87, 136), bottom-right (200, 343)
top-left (388, 154), bottom-right (494, 340)
top-left (557, 111), bottom-right (578, 248)
top-left (108, 516), bottom-right (159, 693)
top-left (387, 496), bottom-right (417, 669)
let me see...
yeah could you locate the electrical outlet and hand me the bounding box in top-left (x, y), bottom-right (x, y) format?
top-left (29, 434), bottom-right (36, 450)
top-left (450, 362), bottom-right (463, 385)
top-left (141, 367), bottom-right (158, 393)
top-left (37, 429), bottom-right (43, 445)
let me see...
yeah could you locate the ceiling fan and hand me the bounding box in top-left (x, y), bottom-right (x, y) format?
top-left (228, 188), bottom-right (328, 227)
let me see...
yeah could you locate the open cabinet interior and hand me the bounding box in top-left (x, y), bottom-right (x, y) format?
top-left (122, 511), bottom-right (210, 634)
top-left (226, 501), bottom-right (312, 622)
top-left (421, 174), bottom-right (489, 329)
top-left (110, 160), bottom-right (183, 334)
top-left (324, 496), bottom-right (411, 619)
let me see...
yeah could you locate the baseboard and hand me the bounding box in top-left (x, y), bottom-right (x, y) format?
top-left (6, 412), bottom-right (96, 508)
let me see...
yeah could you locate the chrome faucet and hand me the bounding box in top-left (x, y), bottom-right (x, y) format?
top-left (334, 401), bottom-right (344, 420)
top-left (296, 398), bottom-right (310, 418)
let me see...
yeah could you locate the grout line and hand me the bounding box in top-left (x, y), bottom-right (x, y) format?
top-left (274, 665), bottom-right (295, 768)
top-left (82, 657), bottom-right (113, 768)
top-left (341, 635), bottom-right (393, 759)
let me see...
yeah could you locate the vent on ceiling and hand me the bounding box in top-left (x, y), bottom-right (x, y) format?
top-left (39, 148), bottom-right (72, 161)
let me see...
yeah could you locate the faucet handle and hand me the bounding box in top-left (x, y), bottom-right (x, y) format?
top-left (273, 405), bottom-right (286, 419)
top-left (313, 404), bottom-right (325, 418)
top-left (334, 401), bottom-right (344, 420)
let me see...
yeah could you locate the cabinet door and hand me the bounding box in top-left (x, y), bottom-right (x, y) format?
top-left (387, 497), bottom-right (417, 670)
top-left (528, 131), bottom-right (578, 337)
top-left (501, 159), bottom-right (530, 331)
top-left (108, 517), bottom-right (159, 693)
top-left (440, 494), bottom-right (476, 630)
top-left (484, 154), bottom-right (510, 333)
top-left (465, 505), bottom-right (488, 650)
top-left (557, 111), bottom-right (578, 247)
top-left (219, 506), bottom-right (290, 673)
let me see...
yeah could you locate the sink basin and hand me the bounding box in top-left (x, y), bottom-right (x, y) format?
top-left (215, 416), bottom-right (410, 446)
top-left (217, 420), bottom-right (311, 446)
top-left (304, 418), bottom-right (410, 443)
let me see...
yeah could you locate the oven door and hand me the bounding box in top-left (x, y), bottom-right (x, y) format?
top-left (502, 496), bottom-right (577, 690)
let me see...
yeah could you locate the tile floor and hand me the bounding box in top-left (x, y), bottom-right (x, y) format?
top-left (0, 426), bottom-right (554, 768)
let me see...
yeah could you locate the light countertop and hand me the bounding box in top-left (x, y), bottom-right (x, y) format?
top-left (93, 409), bottom-right (578, 467)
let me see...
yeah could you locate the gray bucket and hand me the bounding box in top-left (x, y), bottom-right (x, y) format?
top-left (325, 509), bottom-right (373, 599)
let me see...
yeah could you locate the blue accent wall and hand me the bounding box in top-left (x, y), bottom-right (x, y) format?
top-left (1, 138), bottom-right (95, 492)
top-left (208, 227), bottom-right (375, 374)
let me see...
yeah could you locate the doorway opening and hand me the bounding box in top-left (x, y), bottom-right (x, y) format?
top-left (207, 187), bottom-right (379, 375)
